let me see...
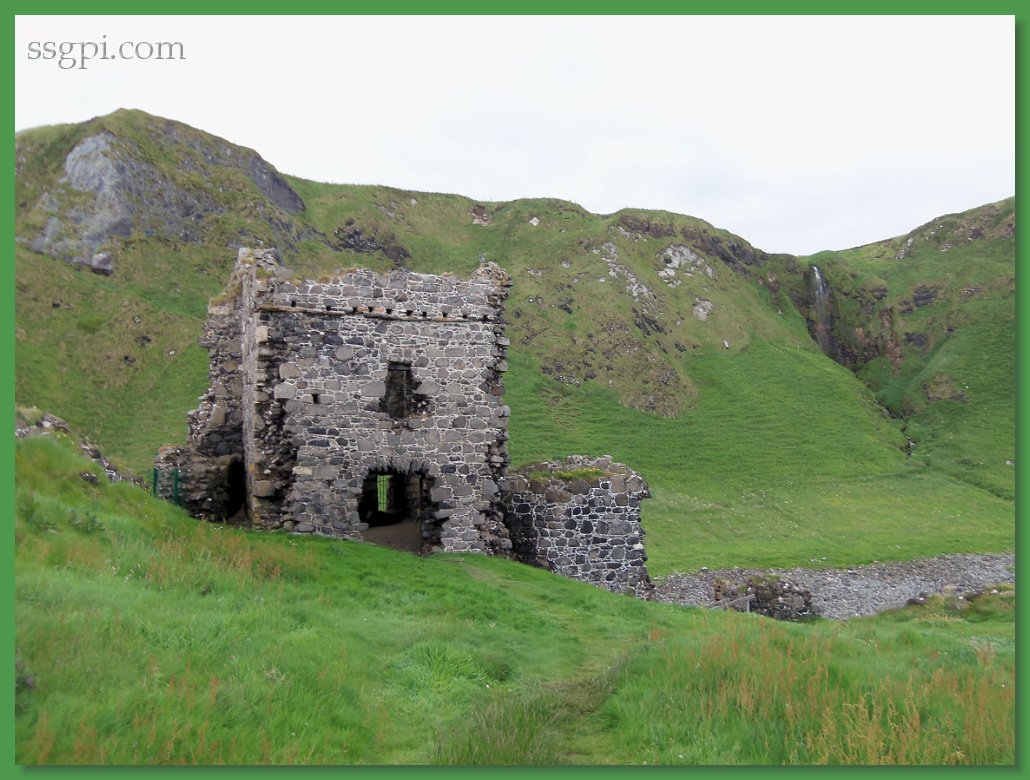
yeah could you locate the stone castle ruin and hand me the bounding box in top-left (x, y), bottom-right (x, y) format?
top-left (157, 248), bottom-right (652, 596)
top-left (506, 456), bottom-right (654, 598)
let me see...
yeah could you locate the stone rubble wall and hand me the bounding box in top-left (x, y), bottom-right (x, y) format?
top-left (164, 258), bottom-right (251, 521)
top-left (240, 249), bottom-right (298, 529)
top-left (504, 455), bottom-right (654, 597)
top-left (160, 248), bottom-right (513, 553)
top-left (712, 576), bottom-right (817, 620)
top-left (157, 249), bottom-right (658, 581)
top-left (263, 266), bottom-right (509, 324)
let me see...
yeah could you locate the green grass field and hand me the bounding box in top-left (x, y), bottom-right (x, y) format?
top-left (14, 434), bottom-right (1015, 765)
top-left (505, 344), bottom-right (1013, 573)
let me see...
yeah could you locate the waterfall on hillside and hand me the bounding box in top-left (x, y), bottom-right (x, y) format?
top-left (809, 265), bottom-right (833, 356)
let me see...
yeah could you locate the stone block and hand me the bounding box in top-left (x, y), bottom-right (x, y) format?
top-left (208, 404), bottom-right (226, 427)
top-left (274, 383), bottom-right (297, 400)
top-left (609, 519), bottom-right (633, 535)
top-left (568, 478), bottom-right (590, 495)
top-left (252, 480), bottom-right (276, 497)
top-left (360, 380), bottom-right (386, 397)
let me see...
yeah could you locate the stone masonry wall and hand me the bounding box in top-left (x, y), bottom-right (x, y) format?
top-left (170, 263), bottom-right (250, 521)
top-left (159, 249), bottom-right (657, 587)
top-left (163, 248), bottom-right (513, 553)
top-left (245, 255), bottom-right (513, 553)
top-left (505, 456), bottom-right (654, 597)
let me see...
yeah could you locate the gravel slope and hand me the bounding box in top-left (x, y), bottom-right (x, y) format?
top-left (653, 553), bottom-right (1015, 619)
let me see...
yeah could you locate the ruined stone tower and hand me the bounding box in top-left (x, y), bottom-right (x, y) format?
top-left (159, 247), bottom-right (655, 597)
top-left (161, 248), bottom-right (513, 554)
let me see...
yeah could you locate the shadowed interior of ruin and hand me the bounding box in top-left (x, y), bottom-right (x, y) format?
top-left (358, 469), bottom-right (436, 553)
top-left (225, 458), bottom-right (247, 523)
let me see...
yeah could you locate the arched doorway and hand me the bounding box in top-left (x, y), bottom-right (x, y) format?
top-left (357, 468), bottom-right (436, 553)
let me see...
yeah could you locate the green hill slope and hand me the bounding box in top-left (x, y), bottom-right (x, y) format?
top-left (14, 109), bottom-right (1014, 573)
top-left (14, 434), bottom-right (1015, 765)
top-left (754, 199), bottom-right (1015, 500)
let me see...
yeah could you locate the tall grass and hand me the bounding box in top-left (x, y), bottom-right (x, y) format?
top-left (595, 612), bottom-right (1014, 764)
top-left (14, 435), bottom-right (1015, 765)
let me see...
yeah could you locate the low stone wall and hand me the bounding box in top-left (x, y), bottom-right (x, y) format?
top-left (504, 455), bottom-right (654, 598)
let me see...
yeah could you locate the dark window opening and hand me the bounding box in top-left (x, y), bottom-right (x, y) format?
top-left (380, 362), bottom-right (429, 419)
top-left (358, 469), bottom-right (437, 553)
top-left (311, 392), bottom-right (321, 404)
top-left (224, 458), bottom-right (247, 522)
top-left (290, 300), bottom-right (297, 308)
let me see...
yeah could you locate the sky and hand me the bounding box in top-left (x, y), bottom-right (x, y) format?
top-left (14, 14), bottom-right (1015, 256)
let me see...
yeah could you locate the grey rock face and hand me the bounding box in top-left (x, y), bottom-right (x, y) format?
top-left (21, 127), bottom-right (307, 275)
top-left (64, 133), bottom-right (121, 193)
top-left (247, 155), bottom-right (305, 214)
top-left (63, 133), bottom-right (134, 246)
top-left (24, 132), bottom-right (136, 273)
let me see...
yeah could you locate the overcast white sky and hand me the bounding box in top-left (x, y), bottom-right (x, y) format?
top-left (15, 15), bottom-right (1015, 255)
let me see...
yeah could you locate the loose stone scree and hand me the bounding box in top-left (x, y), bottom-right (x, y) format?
top-left (157, 248), bottom-right (654, 596)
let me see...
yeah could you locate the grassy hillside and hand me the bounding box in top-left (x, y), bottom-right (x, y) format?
top-left (16, 109), bottom-right (848, 469)
top-left (506, 345), bottom-right (1012, 572)
top-left (13, 110), bottom-right (1015, 576)
top-left (14, 434), bottom-right (1015, 765)
top-left (776, 199), bottom-right (1016, 499)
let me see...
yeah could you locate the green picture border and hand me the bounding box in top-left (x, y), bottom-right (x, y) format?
top-left (3, 2), bottom-right (1024, 777)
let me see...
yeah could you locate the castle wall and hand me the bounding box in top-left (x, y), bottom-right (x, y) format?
top-left (243, 259), bottom-right (512, 552)
top-left (168, 274), bottom-right (249, 521)
top-left (170, 248), bottom-right (513, 553)
top-left (505, 456), bottom-right (654, 597)
top-left (159, 250), bottom-right (655, 585)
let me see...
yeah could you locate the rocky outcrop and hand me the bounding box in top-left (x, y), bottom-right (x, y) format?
top-left (25, 131), bottom-right (222, 273)
top-left (656, 244), bottom-right (715, 289)
top-left (679, 226), bottom-right (769, 276)
top-left (246, 155), bottom-right (305, 214)
top-left (332, 221), bottom-right (411, 265)
top-left (19, 121), bottom-right (307, 275)
top-left (712, 575), bottom-right (817, 621)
